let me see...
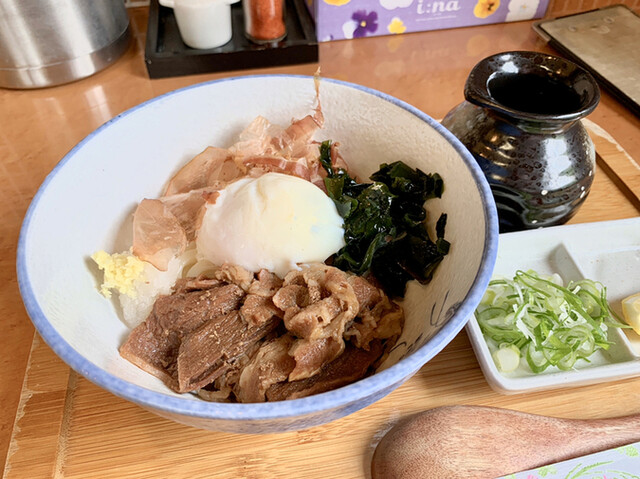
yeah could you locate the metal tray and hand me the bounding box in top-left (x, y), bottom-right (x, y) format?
top-left (533, 5), bottom-right (640, 118)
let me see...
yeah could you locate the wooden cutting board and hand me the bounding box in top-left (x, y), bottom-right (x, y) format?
top-left (585, 119), bottom-right (640, 209)
top-left (4, 125), bottom-right (640, 479)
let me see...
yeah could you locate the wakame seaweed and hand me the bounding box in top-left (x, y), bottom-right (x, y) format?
top-left (320, 140), bottom-right (449, 298)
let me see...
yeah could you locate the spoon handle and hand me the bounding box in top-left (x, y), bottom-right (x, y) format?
top-left (566, 414), bottom-right (640, 455)
top-left (371, 405), bottom-right (640, 479)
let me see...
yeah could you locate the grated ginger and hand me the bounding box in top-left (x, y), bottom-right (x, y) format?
top-left (92, 250), bottom-right (145, 298)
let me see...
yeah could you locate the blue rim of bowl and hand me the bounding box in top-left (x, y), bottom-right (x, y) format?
top-left (17, 74), bottom-right (499, 422)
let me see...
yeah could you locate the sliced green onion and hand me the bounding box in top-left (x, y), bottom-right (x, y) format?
top-left (475, 269), bottom-right (627, 374)
top-left (492, 344), bottom-right (521, 373)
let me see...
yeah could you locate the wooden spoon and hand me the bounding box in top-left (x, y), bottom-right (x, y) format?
top-left (371, 405), bottom-right (640, 479)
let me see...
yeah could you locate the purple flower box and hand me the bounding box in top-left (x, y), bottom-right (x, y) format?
top-left (306, 0), bottom-right (550, 42)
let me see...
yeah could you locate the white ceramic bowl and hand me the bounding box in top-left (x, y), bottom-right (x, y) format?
top-left (17, 75), bottom-right (498, 433)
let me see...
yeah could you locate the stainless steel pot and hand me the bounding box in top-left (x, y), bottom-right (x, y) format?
top-left (0, 0), bottom-right (130, 89)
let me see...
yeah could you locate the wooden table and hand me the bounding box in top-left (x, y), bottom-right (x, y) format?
top-left (2, 3), bottom-right (640, 478)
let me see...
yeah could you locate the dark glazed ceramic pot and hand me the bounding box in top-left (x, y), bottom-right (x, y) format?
top-left (442, 51), bottom-right (600, 233)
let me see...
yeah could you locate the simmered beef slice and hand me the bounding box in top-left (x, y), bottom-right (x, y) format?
top-left (176, 311), bottom-right (280, 393)
top-left (288, 336), bottom-right (343, 381)
top-left (273, 265), bottom-right (358, 332)
top-left (271, 284), bottom-right (310, 320)
top-left (285, 295), bottom-right (344, 339)
top-left (248, 270), bottom-right (283, 297)
top-left (121, 262), bottom-right (404, 403)
top-left (271, 264), bottom-right (359, 381)
top-left (153, 283), bottom-right (244, 334)
top-left (197, 338), bottom-right (265, 402)
top-left (174, 277), bottom-right (223, 293)
top-left (265, 340), bottom-right (384, 401)
top-left (235, 334), bottom-right (296, 403)
top-left (119, 283), bottom-right (244, 390)
top-left (118, 320), bottom-right (179, 388)
top-left (214, 263), bottom-right (254, 292)
top-left (240, 294), bottom-right (282, 326)
top-left (347, 275), bottom-right (382, 312)
top-left (342, 274), bottom-right (404, 350)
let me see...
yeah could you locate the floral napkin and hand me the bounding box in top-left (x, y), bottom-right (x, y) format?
top-left (500, 442), bottom-right (640, 479)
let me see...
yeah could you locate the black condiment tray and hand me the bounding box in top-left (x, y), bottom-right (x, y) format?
top-left (144, 0), bottom-right (318, 79)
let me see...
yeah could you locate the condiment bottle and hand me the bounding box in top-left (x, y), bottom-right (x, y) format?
top-left (243, 0), bottom-right (286, 44)
top-left (160, 0), bottom-right (239, 49)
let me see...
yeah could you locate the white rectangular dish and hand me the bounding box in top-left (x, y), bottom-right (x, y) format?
top-left (466, 217), bottom-right (640, 394)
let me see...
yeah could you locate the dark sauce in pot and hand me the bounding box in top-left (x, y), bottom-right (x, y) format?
top-left (488, 73), bottom-right (583, 115)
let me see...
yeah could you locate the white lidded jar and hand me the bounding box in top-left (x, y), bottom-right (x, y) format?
top-left (159, 0), bottom-right (240, 49)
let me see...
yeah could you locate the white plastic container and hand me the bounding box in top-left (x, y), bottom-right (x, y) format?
top-left (159, 0), bottom-right (239, 49)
